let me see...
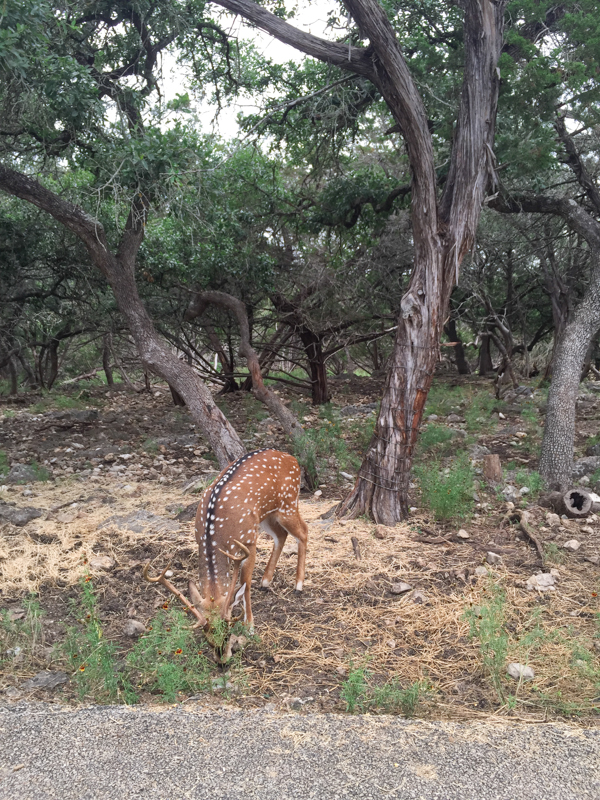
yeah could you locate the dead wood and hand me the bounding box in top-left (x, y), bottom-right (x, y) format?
top-left (502, 509), bottom-right (545, 565)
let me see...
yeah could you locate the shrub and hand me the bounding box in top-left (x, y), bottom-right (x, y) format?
top-left (414, 453), bottom-right (474, 521)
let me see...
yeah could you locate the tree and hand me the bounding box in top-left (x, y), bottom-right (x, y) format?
top-left (211, 0), bottom-right (506, 521)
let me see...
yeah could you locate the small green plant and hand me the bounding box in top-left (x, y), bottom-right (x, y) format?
top-left (543, 541), bottom-right (565, 564)
top-left (414, 452), bottom-right (474, 521)
top-left (0, 450), bottom-right (8, 476)
top-left (29, 460), bottom-right (50, 482)
top-left (464, 391), bottom-right (498, 432)
top-left (464, 581), bottom-right (509, 701)
top-left (418, 423), bottom-right (456, 454)
top-left (340, 663), bottom-right (428, 716)
top-left (62, 576), bottom-right (120, 702)
top-left (0, 595), bottom-right (44, 669)
top-left (514, 468), bottom-right (544, 498)
top-left (340, 663), bottom-right (371, 713)
top-left (126, 607), bottom-right (213, 702)
top-left (292, 411), bottom-right (358, 485)
top-left (142, 437), bottom-right (159, 454)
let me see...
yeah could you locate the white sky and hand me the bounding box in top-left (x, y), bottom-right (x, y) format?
top-left (162, 1), bottom-right (341, 140)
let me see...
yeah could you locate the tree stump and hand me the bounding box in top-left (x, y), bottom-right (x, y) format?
top-left (483, 454), bottom-right (503, 484)
top-left (562, 488), bottom-right (593, 518)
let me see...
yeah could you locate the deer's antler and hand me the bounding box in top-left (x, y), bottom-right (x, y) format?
top-left (143, 562), bottom-right (208, 629)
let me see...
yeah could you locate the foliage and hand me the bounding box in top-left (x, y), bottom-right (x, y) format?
top-left (465, 582), bottom-right (509, 701)
top-left (126, 608), bottom-right (213, 703)
top-left (62, 576), bottom-right (120, 703)
top-left (0, 595), bottom-right (44, 671)
top-left (292, 408), bottom-right (360, 485)
top-left (0, 449), bottom-right (8, 476)
top-left (414, 453), bottom-right (474, 522)
top-left (341, 663), bottom-right (429, 716)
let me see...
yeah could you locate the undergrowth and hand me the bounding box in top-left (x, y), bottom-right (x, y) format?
top-left (341, 663), bottom-right (429, 716)
top-left (414, 452), bottom-right (474, 521)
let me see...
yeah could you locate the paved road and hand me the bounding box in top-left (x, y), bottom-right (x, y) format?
top-left (0, 703), bottom-right (598, 799)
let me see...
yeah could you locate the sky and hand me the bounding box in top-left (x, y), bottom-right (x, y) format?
top-left (162, 1), bottom-right (341, 140)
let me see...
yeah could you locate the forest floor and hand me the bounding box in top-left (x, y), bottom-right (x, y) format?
top-left (0, 372), bottom-right (599, 724)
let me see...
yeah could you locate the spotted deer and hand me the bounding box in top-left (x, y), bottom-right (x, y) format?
top-left (144, 449), bottom-right (309, 631)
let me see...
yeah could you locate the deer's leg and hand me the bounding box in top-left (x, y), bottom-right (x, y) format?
top-left (260, 516), bottom-right (288, 588)
top-left (275, 510), bottom-right (308, 592)
top-left (238, 541), bottom-right (257, 631)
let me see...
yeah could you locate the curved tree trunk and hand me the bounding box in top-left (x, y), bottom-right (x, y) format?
top-left (102, 334), bottom-right (115, 386)
top-left (444, 317), bottom-right (471, 375)
top-left (187, 290), bottom-right (303, 437)
top-left (478, 333), bottom-right (494, 375)
top-left (0, 165), bottom-right (245, 469)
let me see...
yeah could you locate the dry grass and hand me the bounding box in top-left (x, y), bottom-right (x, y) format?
top-left (1, 475), bottom-right (599, 721)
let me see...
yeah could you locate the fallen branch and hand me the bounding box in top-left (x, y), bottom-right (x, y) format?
top-left (502, 509), bottom-right (545, 565)
top-left (351, 536), bottom-right (361, 560)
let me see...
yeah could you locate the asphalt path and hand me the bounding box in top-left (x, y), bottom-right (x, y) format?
top-left (0, 703), bottom-right (598, 799)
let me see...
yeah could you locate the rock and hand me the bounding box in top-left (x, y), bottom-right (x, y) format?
top-left (581, 525), bottom-right (594, 535)
top-left (526, 573), bottom-right (556, 591)
top-left (503, 485), bottom-right (518, 503)
top-left (56, 511), bottom-right (78, 524)
top-left (474, 566), bottom-right (489, 577)
top-left (373, 525), bottom-right (388, 540)
top-left (390, 582), bottom-right (412, 595)
top-left (5, 465), bottom-right (41, 484)
top-left (4, 686), bottom-right (22, 699)
top-left (470, 445), bottom-right (491, 460)
top-left (98, 510), bottom-right (180, 535)
top-left (519, 486), bottom-right (530, 496)
top-left (283, 540), bottom-right (298, 555)
top-left (5, 607), bottom-right (26, 621)
top-left (22, 670), bottom-right (69, 690)
top-left (584, 554), bottom-right (599, 565)
top-left (0, 505), bottom-right (43, 526)
top-left (545, 512), bottom-right (561, 528)
top-left (507, 662), bottom-right (535, 681)
top-left (123, 619), bottom-right (146, 638)
top-left (563, 539), bottom-right (581, 551)
top-left (89, 555), bottom-right (115, 571)
top-left (313, 490), bottom-right (322, 497)
top-left (586, 444), bottom-right (600, 457)
top-left (486, 551), bottom-right (502, 565)
top-left (427, 414), bottom-right (439, 421)
top-left (48, 409), bottom-right (99, 425)
top-left (572, 456), bottom-right (600, 478)
top-left (175, 502), bottom-right (198, 522)
top-left (340, 472), bottom-right (354, 481)
top-left (498, 412), bottom-right (506, 420)
top-left (457, 529), bottom-right (470, 539)
top-left (446, 414), bottom-right (464, 423)
top-left (411, 590), bottom-right (428, 604)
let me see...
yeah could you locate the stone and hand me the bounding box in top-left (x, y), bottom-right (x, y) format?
top-left (584, 554), bottom-right (599, 565)
top-left (507, 662), bottom-right (535, 681)
top-left (545, 512), bottom-right (561, 528)
top-left (446, 414), bottom-right (464, 423)
top-left (526, 572), bottom-right (556, 591)
top-left (373, 525), bottom-right (388, 540)
top-left (313, 490), bottom-right (322, 497)
top-left (390, 582), bottom-right (412, 595)
top-left (340, 472), bottom-right (354, 481)
top-left (470, 445), bottom-right (491, 460)
top-left (503, 485), bottom-right (518, 504)
top-left (572, 456), bottom-right (600, 478)
top-left (123, 619), bottom-right (146, 638)
top-left (483, 454), bottom-right (503, 483)
top-left (89, 555), bottom-right (115, 571)
top-left (427, 414), bottom-right (438, 421)
top-left (411, 590), bottom-right (428, 604)
top-left (581, 525), bottom-right (594, 535)
top-left (486, 551), bottom-right (502, 566)
top-left (22, 670), bottom-right (69, 691)
top-left (563, 539), bottom-right (581, 551)
top-left (5, 607), bottom-right (26, 621)
top-left (98, 510), bottom-right (180, 535)
top-left (0, 504), bottom-right (43, 526)
top-left (48, 409), bottom-right (99, 425)
top-left (5, 465), bottom-right (41, 484)
top-left (519, 486), bottom-right (530, 496)
top-left (474, 566), bottom-right (489, 578)
top-left (457, 529), bottom-right (470, 539)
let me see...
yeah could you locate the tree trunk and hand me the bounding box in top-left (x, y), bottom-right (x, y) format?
top-left (8, 355), bottom-right (18, 396)
top-left (540, 274), bottom-right (600, 490)
top-left (102, 334), bottom-right (115, 386)
top-left (478, 333), bottom-right (494, 375)
top-left (0, 165), bottom-right (245, 469)
top-left (444, 317), bottom-right (471, 375)
top-left (298, 329), bottom-right (329, 405)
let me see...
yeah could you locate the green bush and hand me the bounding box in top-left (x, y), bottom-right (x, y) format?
top-left (464, 582), bottom-right (508, 700)
top-left (414, 453), bottom-right (474, 521)
top-left (0, 450), bottom-right (8, 476)
top-left (341, 663), bottom-right (428, 716)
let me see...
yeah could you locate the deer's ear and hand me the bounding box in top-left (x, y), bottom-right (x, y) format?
top-left (188, 580), bottom-right (203, 608)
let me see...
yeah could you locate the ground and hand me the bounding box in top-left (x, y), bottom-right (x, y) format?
top-left (0, 373), bottom-right (599, 722)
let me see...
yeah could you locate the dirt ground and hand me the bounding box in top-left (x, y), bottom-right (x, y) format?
top-left (0, 375), bottom-right (599, 722)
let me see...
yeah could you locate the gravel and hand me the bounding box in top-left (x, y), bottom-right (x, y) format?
top-left (0, 704), bottom-right (598, 799)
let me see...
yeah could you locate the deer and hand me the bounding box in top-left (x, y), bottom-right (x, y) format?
top-left (143, 449), bottom-right (309, 633)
